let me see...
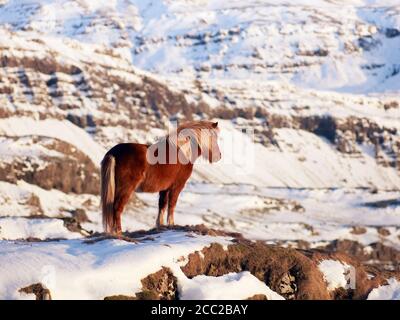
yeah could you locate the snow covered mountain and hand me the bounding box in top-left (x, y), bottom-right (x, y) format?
top-left (1, 0), bottom-right (400, 92)
top-left (0, 0), bottom-right (400, 299)
top-left (0, 0), bottom-right (399, 187)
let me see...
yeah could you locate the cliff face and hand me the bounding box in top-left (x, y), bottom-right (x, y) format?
top-left (0, 28), bottom-right (399, 190)
top-left (0, 30), bottom-right (195, 135)
top-left (0, 1), bottom-right (399, 189)
top-left (0, 136), bottom-right (99, 194)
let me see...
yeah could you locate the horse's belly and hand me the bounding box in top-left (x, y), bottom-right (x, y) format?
top-left (136, 166), bottom-right (176, 193)
top-left (136, 182), bottom-right (162, 193)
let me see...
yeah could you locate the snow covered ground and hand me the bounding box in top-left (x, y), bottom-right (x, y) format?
top-left (1, 177), bottom-right (399, 250)
top-left (0, 231), bottom-right (235, 300)
top-left (180, 272), bottom-right (284, 300)
top-left (318, 259), bottom-right (354, 292)
top-left (367, 278), bottom-right (400, 300)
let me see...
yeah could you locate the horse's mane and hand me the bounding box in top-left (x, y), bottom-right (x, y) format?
top-left (176, 120), bottom-right (218, 132)
top-left (150, 121), bottom-right (219, 162)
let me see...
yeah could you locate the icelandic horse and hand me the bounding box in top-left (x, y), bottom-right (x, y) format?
top-left (100, 121), bottom-right (221, 235)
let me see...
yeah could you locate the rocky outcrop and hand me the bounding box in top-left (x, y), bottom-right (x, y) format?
top-left (181, 242), bottom-right (330, 300)
top-left (180, 240), bottom-right (398, 300)
top-left (95, 226), bottom-right (400, 300)
top-left (135, 267), bottom-right (178, 300)
top-left (11, 225), bottom-right (399, 300)
top-left (320, 239), bottom-right (400, 272)
top-left (234, 112), bottom-right (399, 170)
top-left (0, 31), bottom-right (197, 134)
top-left (104, 267), bottom-right (178, 300)
top-left (19, 283), bottom-right (52, 300)
top-left (0, 136), bottom-right (99, 194)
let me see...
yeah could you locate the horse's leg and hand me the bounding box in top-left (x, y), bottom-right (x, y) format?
top-left (114, 170), bottom-right (144, 235)
top-left (167, 185), bottom-right (184, 227)
top-left (156, 190), bottom-right (169, 228)
top-left (113, 185), bottom-right (135, 236)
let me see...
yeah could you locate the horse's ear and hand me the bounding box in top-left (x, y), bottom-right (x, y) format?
top-left (177, 134), bottom-right (190, 146)
top-left (212, 122), bottom-right (218, 128)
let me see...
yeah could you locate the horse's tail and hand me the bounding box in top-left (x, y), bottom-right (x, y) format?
top-left (101, 154), bottom-right (116, 234)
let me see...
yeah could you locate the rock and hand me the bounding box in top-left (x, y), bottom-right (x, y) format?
top-left (62, 217), bottom-right (91, 236)
top-left (350, 226), bottom-right (367, 235)
top-left (377, 228), bottom-right (391, 237)
top-left (0, 136), bottom-right (100, 194)
top-left (181, 241), bottom-right (330, 300)
top-left (7, 226), bottom-right (400, 300)
top-left (135, 267), bottom-right (178, 300)
top-left (279, 272), bottom-right (297, 299)
top-left (358, 36), bottom-right (381, 51)
top-left (24, 194), bottom-right (43, 215)
top-left (296, 48), bottom-right (329, 57)
top-left (19, 283), bottom-right (52, 300)
top-left (319, 240), bottom-right (372, 266)
top-left (364, 198), bottom-right (400, 208)
top-left (383, 101), bottom-right (399, 110)
top-left (246, 294), bottom-right (268, 300)
top-left (104, 295), bottom-right (136, 300)
top-left (318, 239), bottom-right (400, 271)
top-left (385, 28), bottom-right (400, 38)
top-left (336, 131), bottom-right (358, 154)
top-left (71, 208), bottom-right (89, 223)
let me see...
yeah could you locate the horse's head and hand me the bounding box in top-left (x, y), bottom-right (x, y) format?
top-left (177, 121), bottom-right (221, 164)
top-left (205, 122), bottom-right (221, 163)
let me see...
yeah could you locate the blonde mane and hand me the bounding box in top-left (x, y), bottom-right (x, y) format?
top-left (150, 121), bottom-right (219, 163)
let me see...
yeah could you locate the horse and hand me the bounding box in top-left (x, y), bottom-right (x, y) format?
top-left (100, 120), bottom-right (221, 235)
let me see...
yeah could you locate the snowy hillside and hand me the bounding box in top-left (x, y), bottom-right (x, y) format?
top-left (0, 1), bottom-right (399, 189)
top-left (1, 0), bottom-right (400, 92)
top-left (0, 0), bottom-right (399, 299)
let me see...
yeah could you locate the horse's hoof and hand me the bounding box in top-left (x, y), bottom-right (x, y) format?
top-left (156, 225), bottom-right (167, 231)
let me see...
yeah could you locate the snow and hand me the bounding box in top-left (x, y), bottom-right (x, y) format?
top-left (0, 217), bottom-right (79, 240)
top-left (0, 230), bottom-right (237, 300)
top-left (0, 136), bottom-right (64, 160)
top-left (178, 271), bottom-right (284, 300)
top-left (191, 121), bottom-right (400, 190)
top-left (0, 0), bottom-right (399, 93)
top-left (0, 180), bottom-right (98, 219)
top-left (318, 259), bottom-right (353, 291)
top-left (367, 278), bottom-right (400, 300)
top-left (2, 176), bottom-right (400, 250)
top-left (0, 117), bottom-right (105, 165)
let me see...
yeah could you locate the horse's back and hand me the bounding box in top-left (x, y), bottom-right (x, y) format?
top-left (107, 143), bottom-right (148, 159)
top-left (104, 142), bottom-right (193, 193)
top-left (106, 143), bottom-right (148, 181)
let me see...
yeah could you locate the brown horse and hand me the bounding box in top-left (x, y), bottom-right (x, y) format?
top-left (101, 121), bottom-right (221, 234)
